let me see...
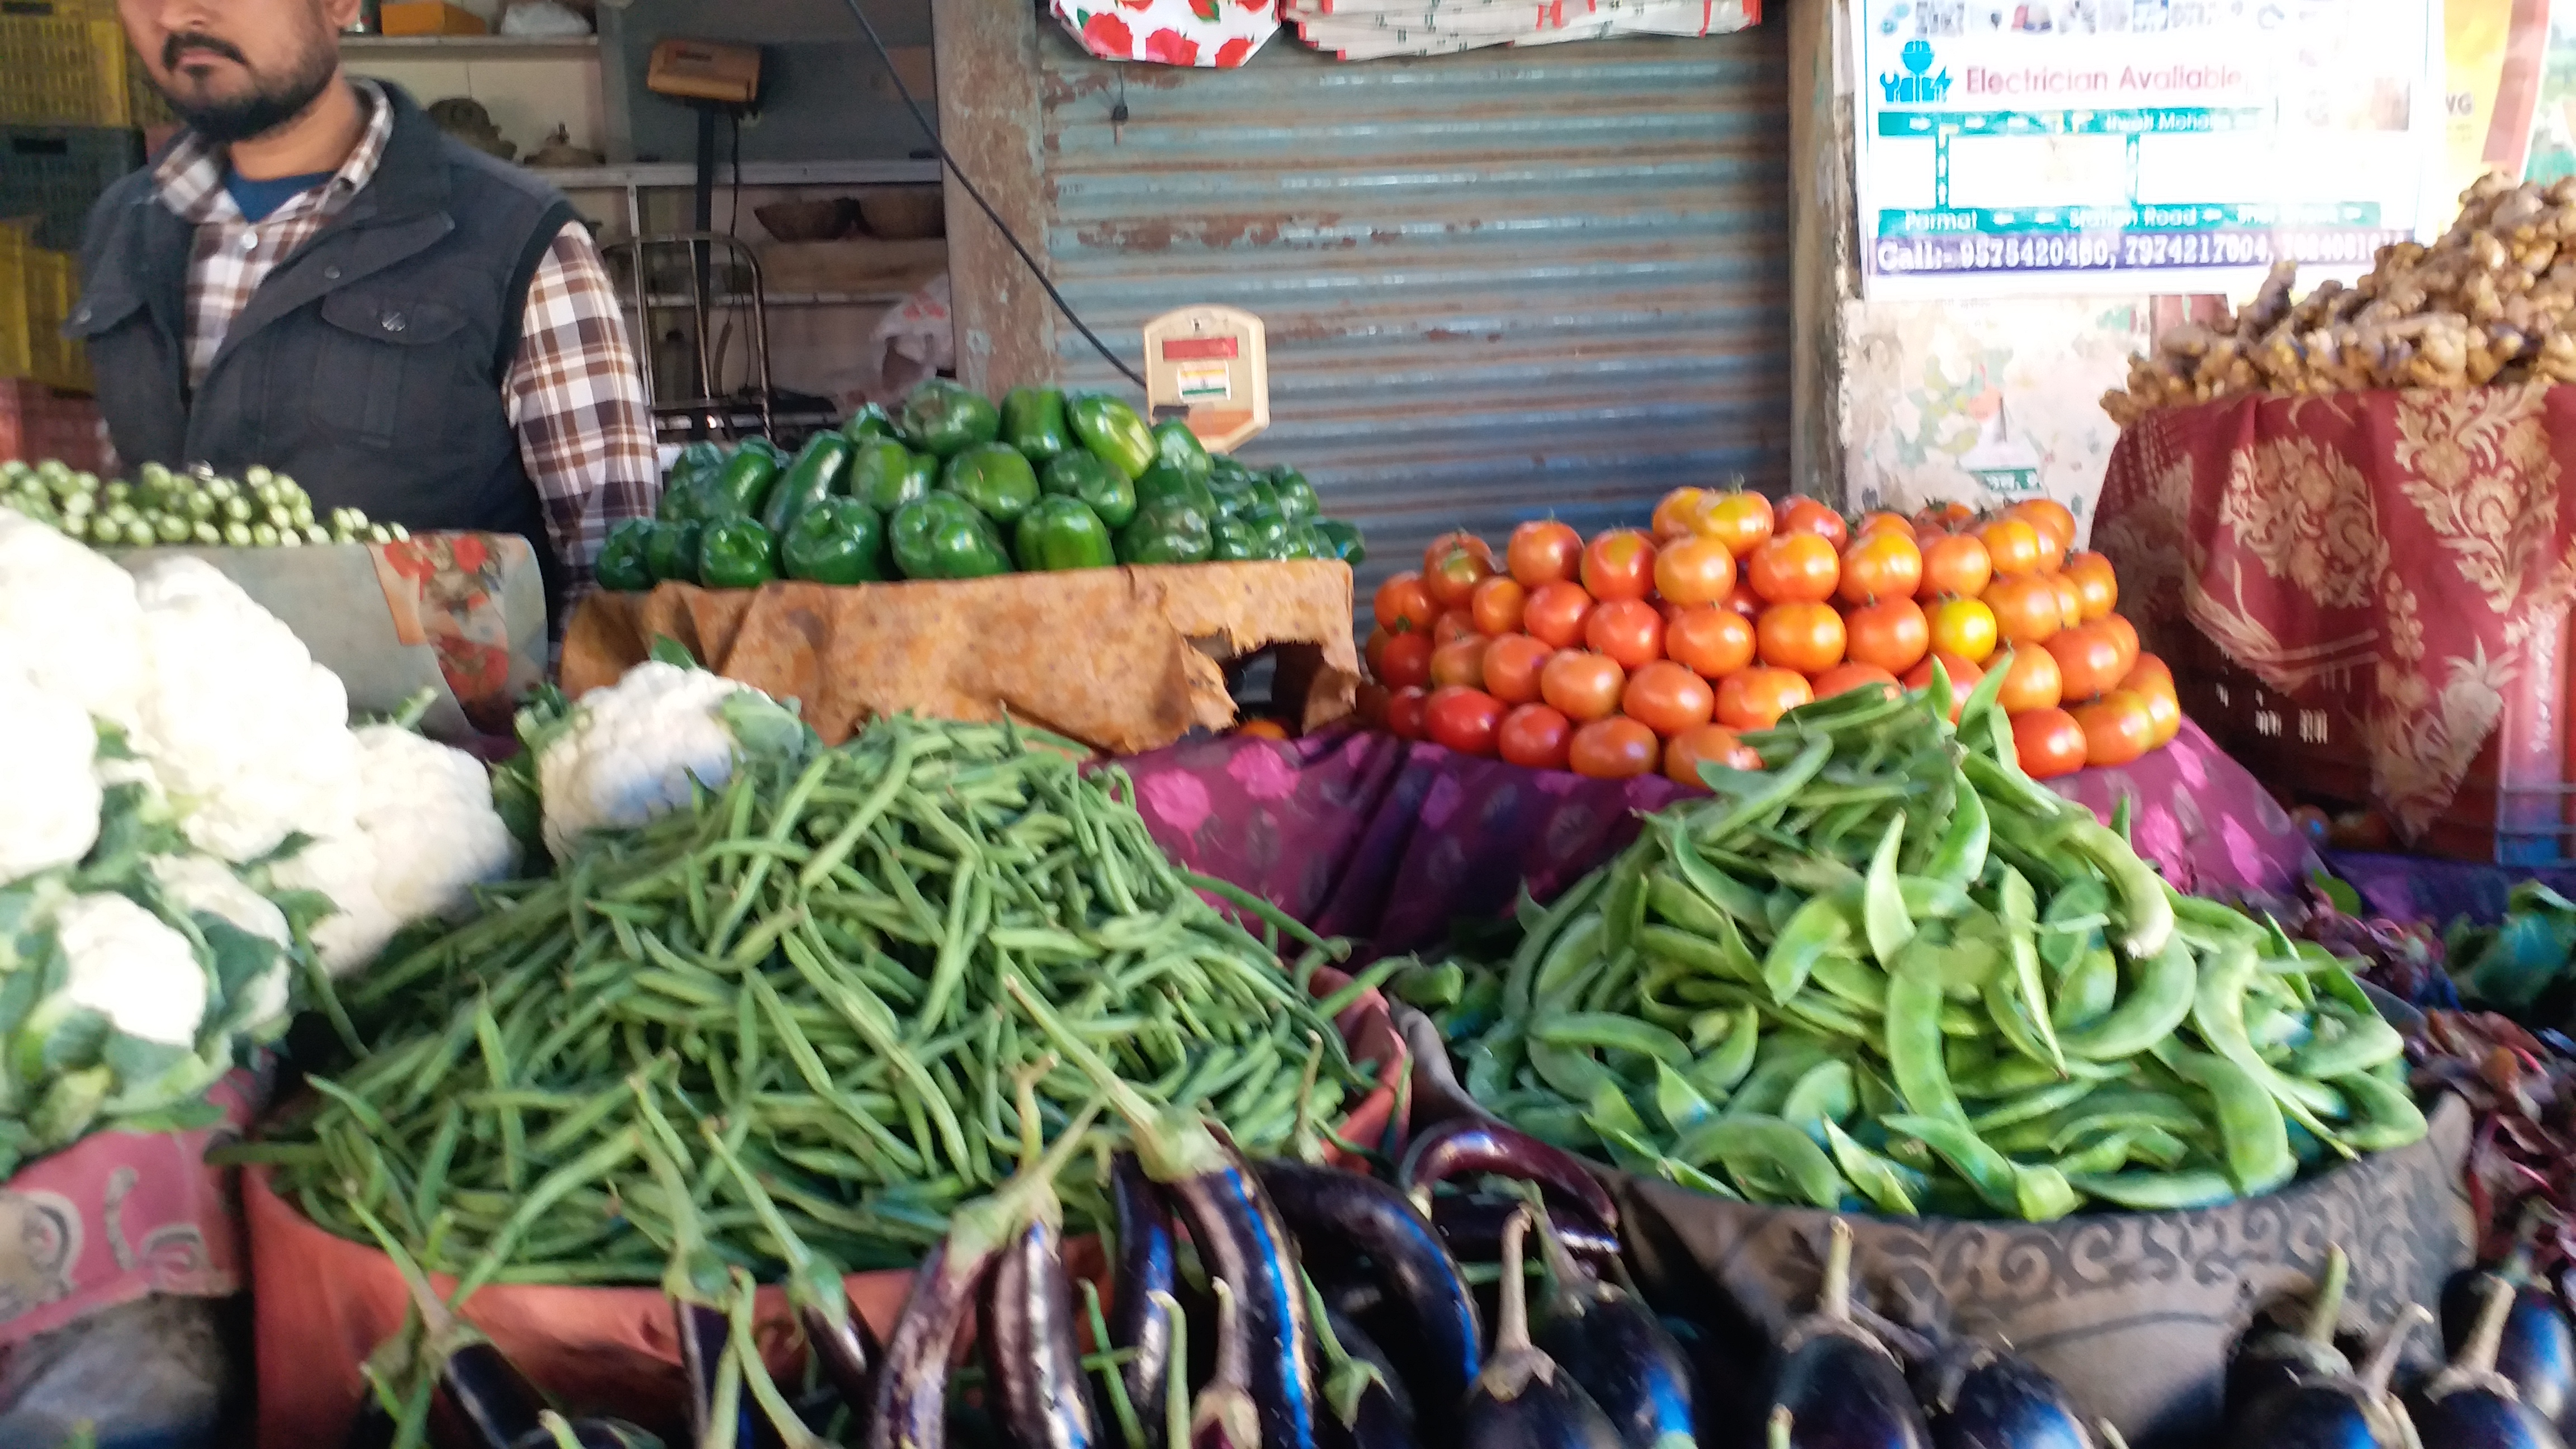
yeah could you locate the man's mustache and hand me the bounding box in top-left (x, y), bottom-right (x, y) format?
top-left (164, 32), bottom-right (247, 69)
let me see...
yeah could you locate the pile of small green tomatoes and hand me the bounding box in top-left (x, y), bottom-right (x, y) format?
top-left (2, 459), bottom-right (405, 549)
top-left (598, 379), bottom-right (1367, 593)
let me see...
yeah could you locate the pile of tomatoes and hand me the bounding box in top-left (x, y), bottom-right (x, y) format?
top-left (1357, 490), bottom-right (2185, 784)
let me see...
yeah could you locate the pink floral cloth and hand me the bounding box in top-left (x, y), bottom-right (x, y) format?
top-left (1128, 718), bottom-right (2313, 957)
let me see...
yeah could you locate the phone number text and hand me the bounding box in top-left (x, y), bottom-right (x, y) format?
top-left (1870, 229), bottom-right (2412, 276)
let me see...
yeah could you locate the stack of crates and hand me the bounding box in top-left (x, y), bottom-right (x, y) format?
top-left (0, 226), bottom-right (89, 394)
top-left (0, 0), bottom-right (174, 131)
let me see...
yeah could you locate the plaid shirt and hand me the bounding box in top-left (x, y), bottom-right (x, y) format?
top-left (151, 80), bottom-right (657, 598)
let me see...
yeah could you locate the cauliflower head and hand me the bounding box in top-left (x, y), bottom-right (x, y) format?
top-left (51, 892), bottom-right (207, 1048)
top-left (351, 724), bottom-right (519, 925)
top-left (0, 510), bottom-right (145, 730)
top-left (0, 670), bottom-right (102, 884)
top-left (149, 854), bottom-right (293, 1032)
top-left (269, 832), bottom-right (397, 978)
top-left (535, 662), bottom-right (803, 861)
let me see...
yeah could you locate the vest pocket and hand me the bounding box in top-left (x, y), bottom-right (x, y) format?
top-left (314, 292), bottom-right (470, 447)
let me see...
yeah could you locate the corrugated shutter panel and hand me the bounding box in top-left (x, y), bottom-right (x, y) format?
top-left (1036, 25), bottom-right (1792, 608)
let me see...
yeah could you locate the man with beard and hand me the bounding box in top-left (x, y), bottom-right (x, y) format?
top-left (70, 0), bottom-right (657, 621)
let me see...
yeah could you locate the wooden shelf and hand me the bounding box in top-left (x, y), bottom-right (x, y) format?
top-left (342, 34), bottom-right (600, 61)
top-left (530, 160), bottom-right (943, 189)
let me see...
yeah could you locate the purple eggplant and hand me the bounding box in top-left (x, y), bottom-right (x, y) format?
top-left (1328, 1306), bottom-right (1420, 1428)
top-left (1401, 1006), bottom-right (1493, 1129)
top-left (1914, 1342), bottom-right (2091, 1449)
top-left (1113, 1151), bottom-right (1183, 1447)
top-left (984, 1064), bottom-right (1104, 1449)
top-left (1528, 1209), bottom-right (1695, 1449)
top-left (2413, 1281), bottom-right (2569, 1449)
top-left (637, 1124), bottom-right (772, 1449)
top-left (1197, 1278), bottom-right (1268, 1449)
top-left (2229, 1246), bottom-right (2353, 1415)
top-left (1401, 1119), bottom-right (1619, 1239)
top-left (1012, 977), bottom-right (1324, 1449)
top-left (2228, 1304), bottom-right (2425, 1449)
top-left (1459, 1210), bottom-right (1626, 1449)
top-left (1259, 1157), bottom-right (1482, 1418)
top-left (1308, 1276), bottom-right (1422, 1449)
top-left (2441, 1223), bottom-right (2575, 1436)
top-left (1767, 1220), bottom-right (1929, 1449)
top-left (345, 1200), bottom-right (548, 1449)
top-left (1433, 1194), bottom-right (1622, 1270)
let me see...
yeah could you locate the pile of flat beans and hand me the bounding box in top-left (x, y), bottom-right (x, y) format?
top-left (248, 716), bottom-right (1375, 1287)
top-left (1429, 669), bottom-right (2430, 1220)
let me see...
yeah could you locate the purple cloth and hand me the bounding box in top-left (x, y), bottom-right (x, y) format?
top-left (1125, 717), bottom-right (2313, 959)
top-left (2324, 850), bottom-right (2576, 926)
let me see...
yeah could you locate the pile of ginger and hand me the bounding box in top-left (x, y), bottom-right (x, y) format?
top-left (2102, 174), bottom-right (2576, 427)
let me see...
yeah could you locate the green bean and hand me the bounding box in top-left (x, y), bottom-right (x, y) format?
top-left (1966, 1078), bottom-right (2097, 1135)
top-left (1882, 1113), bottom-right (2075, 1221)
top-left (2058, 940), bottom-right (2197, 1062)
top-left (1778, 1061), bottom-right (1855, 1137)
top-left (2170, 1049), bottom-right (2293, 1195)
top-left (2067, 1169), bottom-right (2236, 1211)
top-left (1763, 890), bottom-right (1858, 1003)
top-left (1861, 815), bottom-right (1915, 968)
top-left (1884, 948), bottom-right (1965, 1125)
top-left (2326, 1068), bottom-right (2429, 1153)
top-left (1533, 1014), bottom-right (1691, 1068)
top-left (1821, 1118), bottom-right (1924, 1215)
top-left (1652, 820), bottom-right (1769, 925)
top-left (1669, 1114), bottom-right (1847, 1209)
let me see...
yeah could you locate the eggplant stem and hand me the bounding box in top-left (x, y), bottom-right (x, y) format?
top-left (728, 1266), bottom-right (827, 1449)
top-left (1498, 1209), bottom-right (1536, 1355)
top-left (1005, 974), bottom-right (1228, 1181)
top-left (1531, 1205), bottom-right (1593, 1315)
top-left (703, 1329), bottom-right (745, 1449)
top-left (2466, 1280), bottom-right (2515, 1379)
top-left (2300, 1245), bottom-right (2350, 1347)
top-left (1286, 1033), bottom-right (1329, 1166)
top-left (2364, 1303), bottom-right (2433, 1400)
top-left (1820, 1218), bottom-right (1855, 1327)
top-left (541, 1411), bottom-right (584, 1449)
top-left (2096, 1421), bottom-right (2129, 1449)
top-left (1081, 1276), bottom-right (1148, 1449)
top-left (345, 1197), bottom-right (463, 1347)
top-left (1767, 1407), bottom-right (1792, 1449)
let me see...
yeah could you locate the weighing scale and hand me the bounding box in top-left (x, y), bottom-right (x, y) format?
top-left (1141, 305), bottom-right (1270, 454)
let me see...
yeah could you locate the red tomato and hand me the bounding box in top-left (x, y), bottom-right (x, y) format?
top-left (1984, 575), bottom-right (2062, 647)
top-left (1664, 723), bottom-right (1761, 787)
top-left (2044, 623), bottom-right (2127, 703)
top-left (2065, 551), bottom-right (2119, 621)
top-left (1429, 636), bottom-right (1491, 690)
top-left (1843, 598), bottom-right (1930, 675)
top-left (1902, 650), bottom-right (1986, 709)
top-left (1363, 626), bottom-right (1392, 679)
top-left (1746, 533), bottom-right (1840, 604)
top-left (1665, 604), bottom-right (1757, 680)
top-left (1523, 581), bottom-right (1595, 650)
top-left (1423, 530), bottom-right (1495, 576)
top-left (1374, 572), bottom-right (1437, 634)
top-left (1470, 575), bottom-right (1528, 637)
top-left (1755, 602), bottom-right (1846, 675)
top-left (1423, 686), bottom-right (1506, 757)
top-left (2099, 612), bottom-right (2141, 676)
top-left (1355, 681), bottom-right (1390, 727)
top-left (1379, 632), bottom-right (1434, 691)
top-left (2049, 574), bottom-right (2086, 633)
top-left (1917, 500), bottom-right (1976, 532)
top-left (2075, 691), bottom-right (2156, 769)
top-left (1497, 703), bottom-right (1575, 770)
top-left (1715, 667), bottom-right (1813, 732)
top-left (1921, 534), bottom-right (1993, 600)
top-left (1432, 609), bottom-right (1481, 647)
top-left (1839, 532), bottom-right (1924, 605)
top-left (1703, 491), bottom-right (1776, 558)
top-left (1991, 645), bottom-right (2064, 715)
top-left (1581, 529), bottom-right (1658, 603)
top-left (1811, 662), bottom-right (1900, 700)
top-left (2012, 707), bottom-right (2088, 778)
top-left (1540, 651), bottom-right (1627, 724)
top-left (1585, 598), bottom-right (1668, 671)
top-left (1775, 497), bottom-right (1850, 550)
top-left (1385, 688), bottom-right (1430, 741)
top-left (1481, 634), bottom-right (1554, 705)
top-left (1651, 487), bottom-right (1710, 541)
top-left (2122, 652), bottom-right (2177, 706)
top-left (1654, 536), bottom-right (1739, 607)
top-left (1855, 511), bottom-right (1914, 539)
top-left (1424, 540), bottom-right (1494, 610)
top-left (2007, 498), bottom-right (2078, 562)
top-left (1569, 717), bottom-right (1660, 780)
top-left (1507, 520), bottom-right (1584, 588)
top-left (1621, 661), bottom-right (1717, 737)
top-left (1723, 580), bottom-right (1765, 619)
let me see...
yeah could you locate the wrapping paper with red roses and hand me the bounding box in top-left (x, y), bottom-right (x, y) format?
top-left (1053, 0), bottom-right (1282, 68)
top-left (1126, 719), bottom-right (2312, 958)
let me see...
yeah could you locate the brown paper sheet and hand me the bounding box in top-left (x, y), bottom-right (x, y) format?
top-left (561, 561), bottom-right (1360, 755)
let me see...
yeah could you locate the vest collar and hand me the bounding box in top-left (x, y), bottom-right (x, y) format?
top-left (335, 83), bottom-right (453, 229)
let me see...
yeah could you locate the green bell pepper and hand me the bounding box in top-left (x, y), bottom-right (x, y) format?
top-left (596, 520), bottom-right (657, 591)
top-left (898, 378), bottom-right (1001, 460)
top-left (1114, 497), bottom-right (1213, 566)
top-left (1234, 503), bottom-right (1294, 558)
top-left (660, 442), bottom-right (726, 520)
top-left (1209, 515), bottom-right (1259, 562)
top-left (891, 493), bottom-right (1014, 580)
top-left (847, 438), bottom-right (929, 514)
top-left (941, 442), bottom-right (1041, 525)
top-left (1205, 469), bottom-right (1261, 518)
top-left (1266, 466), bottom-right (1320, 522)
top-left (781, 498), bottom-right (887, 585)
top-left (1014, 495), bottom-right (1116, 572)
top-left (700, 443), bottom-right (783, 522)
top-left (1315, 518), bottom-right (1366, 565)
top-left (1067, 394), bottom-right (1157, 481)
top-left (646, 520), bottom-right (703, 584)
top-left (760, 433), bottom-right (855, 536)
top-left (1135, 463), bottom-right (1218, 518)
top-left (1039, 451), bottom-right (1138, 530)
top-left (1150, 419), bottom-right (1212, 481)
top-left (1285, 522), bottom-right (1330, 561)
top-left (842, 402), bottom-right (898, 442)
top-left (698, 518), bottom-right (778, 590)
top-left (1001, 387), bottom-right (1074, 462)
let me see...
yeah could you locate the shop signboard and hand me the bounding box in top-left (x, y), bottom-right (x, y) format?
top-left (1852, 1), bottom-right (2445, 299)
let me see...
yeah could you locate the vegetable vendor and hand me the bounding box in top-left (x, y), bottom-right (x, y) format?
top-left (68, 0), bottom-right (658, 622)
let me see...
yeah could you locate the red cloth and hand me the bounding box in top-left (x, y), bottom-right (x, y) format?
top-left (2094, 385), bottom-right (2576, 837)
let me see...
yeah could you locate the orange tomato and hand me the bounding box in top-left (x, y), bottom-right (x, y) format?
top-left (2099, 612), bottom-right (2141, 675)
top-left (1903, 649), bottom-right (1986, 700)
top-left (1385, 687), bottom-right (1429, 741)
top-left (1569, 717), bottom-right (1661, 780)
top-left (1508, 520), bottom-right (1585, 589)
top-left (1581, 529), bottom-right (1658, 603)
top-left (1927, 596), bottom-right (2000, 664)
top-left (1665, 605), bottom-right (1758, 680)
top-left (1622, 661), bottom-right (1717, 737)
top-left (1651, 487), bottom-right (1710, 541)
top-left (1423, 537), bottom-right (1495, 609)
top-left (2064, 551), bottom-right (2119, 621)
top-left (2044, 623), bottom-right (2127, 703)
top-left (2013, 707), bottom-right (2089, 778)
top-left (1429, 636), bottom-right (1491, 690)
top-left (1664, 723), bottom-right (1760, 786)
top-left (1723, 580), bottom-right (1765, 618)
top-left (1432, 610), bottom-right (1481, 646)
top-left (1374, 572), bottom-right (1437, 634)
top-left (1703, 491), bottom-right (1776, 558)
top-left (1715, 667), bottom-right (1814, 731)
top-left (1236, 718), bottom-right (1290, 741)
top-left (1843, 598), bottom-right (1930, 675)
top-left (1776, 498), bottom-right (1850, 551)
top-left (2049, 574), bottom-right (2086, 633)
top-left (1991, 645), bottom-right (2063, 715)
top-left (1469, 575), bottom-right (1528, 637)
top-left (1916, 500), bottom-right (1976, 532)
top-left (1920, 534), bottom-right (1993, 600)
top-left (2137, 685), bottom-right (2182, 748)
top-left (1585, 598), bottom-right (1668, 671)
top-left (1523, 582), bottom-right (1595, 650)
top-left (1978, 518), bottom-right (2047, 578)
top-left (1540, 651), bottom-right (1627, 724)
top-left (1654, 535), bottom-right (1739, 607)
top-left (1497, 703), bottom-right (1575, 771)
top-left (2074, 690), bottom-right (2156, 769)
top-left (1811, 662), bottom-right (1900, 700)
top-left (1855, 511), bottom-right (1915, 539)
top-left (2121, 651), bottom-right (2176, 701)
top-left (2007, 498), bottom-right (2078, 560)
top-left (1379, 632), bottom-right (1434, 691)
top-left (1423, 531), bottom-right (1495, 576)
top-left (1983, 574), bottom-right (2063, 646)
top-left (1481, 634), bottom-right (1554, 705)
top-left (1839, 531), bottom-right (1925, 605)
top-left (1746, 533), bottom-right (1841, 604)
top-left (1756, 602), bottom-right (1847, 675)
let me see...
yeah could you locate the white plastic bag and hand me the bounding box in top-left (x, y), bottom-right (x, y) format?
top-left (1052, 1), bottom-right (1283, 68)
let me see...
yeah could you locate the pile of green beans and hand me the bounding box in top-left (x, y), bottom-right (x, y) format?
top-left (247, 716), bottom-right (1374, 1287)
top-left (1429, 670), bottom-right (2428, 1221)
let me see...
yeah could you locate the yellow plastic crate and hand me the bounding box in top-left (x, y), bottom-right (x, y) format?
top-left (0, 228), bottom-right (34, 382)
top-left (31, 248), bottom-right (85, 393)
top-left (0, 3), bottom-right (172, 129)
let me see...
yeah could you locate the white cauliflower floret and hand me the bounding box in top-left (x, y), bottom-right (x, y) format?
top-left (149, 855), bottom-right (289, 945)
top-left (125, 557), bottom-right (359, 863)
top-left (536, 662), bottom-right (802, 861)
top-left (0, 509), bottom-right (145, 730)
top-left (270, 834), bottom-right (397, 978)
top-left (52, 893), bottom-right (207, 1048)
top-left (0, 670), bottom-right (102, 883)
top-left (349, 724), bottom-right (518, 925)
